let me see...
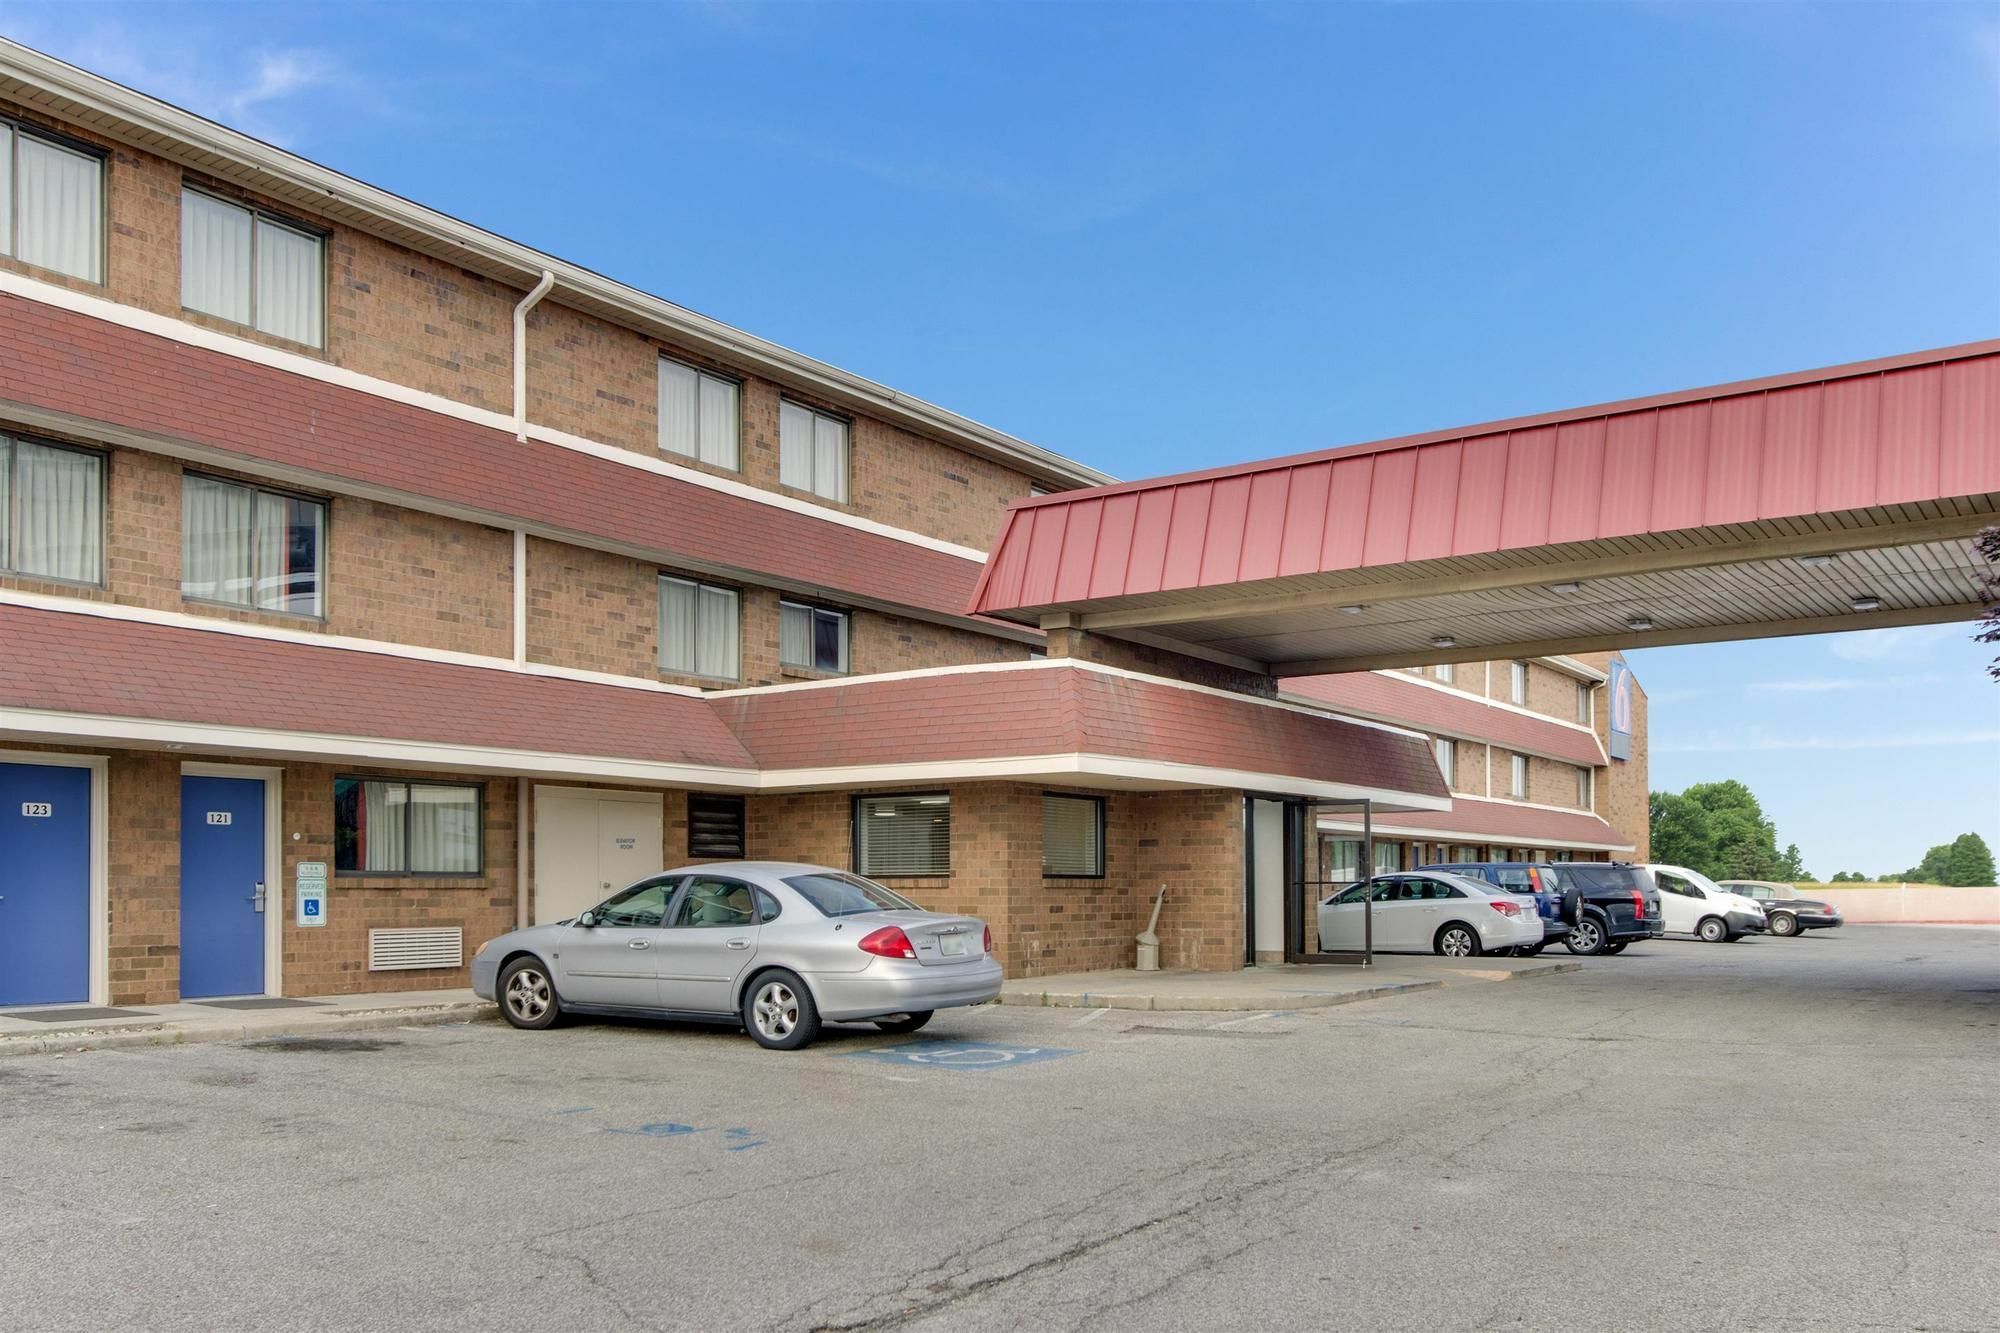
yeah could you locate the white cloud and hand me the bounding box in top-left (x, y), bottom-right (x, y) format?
top-left (1, 10), bottom-right (364, 146)
top-left (1746, 672), bottom-right (1955, 694)
top-left (1825, 624), bottom-right (1964, 664)
top-left (1658, 728), bottom-right (2000, 755)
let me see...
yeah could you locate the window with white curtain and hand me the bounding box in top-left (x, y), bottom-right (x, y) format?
top-left (180, 189), bottom-right (325, 346)
top-left (0, 436), bottom-right (104, 584)
top-left (778, 399), bottom-right (849, 502)
top-left (1374, 841), bottom-right (1402, 875)
top-left (333, 778), bottom-right (481, 875)
top-left (1576, 766), bottom-right (1593, 809)
top-left (1511, 753), bottom-right (1528, 798)
top-left (779, 599), bottom-right (848, 673)
top-left (657, 576), bottom-right (740, 680)
top-left (182, 473), bottom-right (326, 617)
top-left (856, 794), bottom-right (950, 877)
top-left (1510, 661), bottom-right (1528, 705)
top-left (1042, 794), bottom-right (1105, 877)
top-left (1433, 662), bottom-right (1454, 685)
top-left (657, 358), bottom-right (740, 469)
top-left (1434, 738), bottom-right (1455, 786)
top-left (0, 122), bottom-right (104, 282)
top-left (1576, 681), bottom-right (1592, 724)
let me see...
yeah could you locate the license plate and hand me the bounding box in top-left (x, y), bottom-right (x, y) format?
top-left (939, 934), bottom-right (967, 957)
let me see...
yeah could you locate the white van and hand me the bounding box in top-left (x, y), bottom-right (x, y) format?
top-left (1643, 864), bottom-right (1768, 943)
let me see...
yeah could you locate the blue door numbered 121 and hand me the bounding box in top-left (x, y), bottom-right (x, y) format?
top-left (0, 762), bottom-right (93, 1007)
top-left (179, 776), bottom-right (267, 999)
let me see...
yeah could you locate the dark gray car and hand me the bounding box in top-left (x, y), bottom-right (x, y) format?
top-left (1717, 880), bottom-right (1845, 937)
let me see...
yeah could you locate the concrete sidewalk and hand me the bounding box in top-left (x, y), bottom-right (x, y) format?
top-left (0, 988), bottom-right (492, 1058)
top-left (1001, 955), bottom-right (1581, 1012)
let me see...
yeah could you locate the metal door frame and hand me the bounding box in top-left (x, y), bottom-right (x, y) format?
top-left (180, 762), bottom-right (284, 998)
top-left (1288, 796), bottom-right (1376, 966)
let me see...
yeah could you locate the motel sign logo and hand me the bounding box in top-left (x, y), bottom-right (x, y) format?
top-left (1608, 659), bottom-right (1634, 762)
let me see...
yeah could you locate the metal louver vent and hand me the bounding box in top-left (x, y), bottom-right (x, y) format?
top-left (367, 927), bottom-right (463, 971)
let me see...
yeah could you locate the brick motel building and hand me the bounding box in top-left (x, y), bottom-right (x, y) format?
top-left (10, 43), bottom-right (1989, 1009)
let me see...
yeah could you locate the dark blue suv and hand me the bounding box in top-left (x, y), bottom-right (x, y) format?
top-left (1419, 862), bottom-right (1575, 956)
top-left (1426, 861), bottom-right (1664, 955)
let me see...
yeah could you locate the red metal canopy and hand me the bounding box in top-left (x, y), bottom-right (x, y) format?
top-left (971, 341), bottom-right (2000, 674)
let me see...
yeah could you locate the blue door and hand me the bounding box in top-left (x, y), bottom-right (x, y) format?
top-left (0, 762), bottom-right (93, 1007)
top-left (179, 776), bottom-right (267, 998)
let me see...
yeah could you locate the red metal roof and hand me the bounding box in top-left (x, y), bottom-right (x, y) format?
top-left (1321, 796), bottom-right (1634, 852)
top-left (971, 340), bottom-right (2000, 616)
top-left (1284, 672), bottom-right (1605, 766)
top-left (0, 296), bottom-right (993, 627)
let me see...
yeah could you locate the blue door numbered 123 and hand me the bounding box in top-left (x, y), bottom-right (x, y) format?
top-left (0, 762), bottom-right (93, 1007)
top-left (179, 775), bottom-right (267, 999)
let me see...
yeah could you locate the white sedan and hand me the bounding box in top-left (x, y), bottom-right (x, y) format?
top-left (1317, 871), bottom-right (1546, 957)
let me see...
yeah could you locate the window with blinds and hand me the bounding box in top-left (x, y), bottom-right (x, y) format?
top-left (778, 399), bottom-right (849, 502)
top-left (1510, 661), bottom-right (1528, 705)
top-left (1434, 737), bottom-right (1455, 786)
top-left (659, 576), bottom-right (740, 679)
top-left (1042, 794), bottom-right (1104, 877)
top-left (856, 794), bottom-right (950, 877)
top-left (183, 473), bottom-right (326, 616)
top-left (687, 794), bottom-right (747, 859)
top-left (1511, 753), bottom-right (1528, 798)
top-left (657, 358), bottom-right (740, 469)
top-left (1576, 766), bottom-right (1593, 809)
top-left (0, 436), bottom-right (104, 584)
top-left (779, 600), bottom-right (848, 673)
top-left (0, 123), bottom-right (103, 282)
top-left (181, 188), bottom-right (325, 347)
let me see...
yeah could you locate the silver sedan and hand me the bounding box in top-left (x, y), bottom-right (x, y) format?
top-left (470, 862), bottom-right (1002, 1050)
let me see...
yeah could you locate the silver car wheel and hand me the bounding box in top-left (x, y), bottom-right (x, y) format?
top-left (505, 967), bottom-right (551, 1023)
top-left (1439, 927), bottom-right (1475, 957)
top-left (753, 981), bottom-right (799, 1040)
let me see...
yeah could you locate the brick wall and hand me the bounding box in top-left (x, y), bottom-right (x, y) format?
top-left (747, 783), bottom-right (1247, 976)
top-left (107, 750), bottom-right (181, 1005)
top-left (1043, 626), bottom-right (1277, 697)
top-left (1583, 650), bottom-right (1651, 860)
top-left (0, 96), bottom-right (1047, 557)
top-left (0, 442), bottom-right (516, 656)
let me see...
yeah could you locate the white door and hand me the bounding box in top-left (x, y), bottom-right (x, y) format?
top-left (1653, 869), bottom-right (1699, 933)
top-left (1250, 799), bottom-right (1286, 959)
top-left (532, 790), bottom-right (665, 926)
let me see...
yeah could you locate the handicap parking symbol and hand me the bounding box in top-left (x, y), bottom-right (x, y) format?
top-left (842, 1039), bottom-right (1076, 1072)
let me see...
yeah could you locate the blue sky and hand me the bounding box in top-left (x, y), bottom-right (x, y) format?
top-left (4, 0), bottom-right (1996, 876)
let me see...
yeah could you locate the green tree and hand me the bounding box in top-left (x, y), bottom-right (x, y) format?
top-left (1649, 790), bottom-right (1715, 872)
top-left (1776, 843), bottom-right (1811, 882)
top-left (1943, 833), bottom-right (1997, 887)
top-left (1828, 870), bottom-right (1866, 883)
top-left (1902, 842), bottom-right (1954, 885)
top-left (1650, 781), bottom-right (1783, 881)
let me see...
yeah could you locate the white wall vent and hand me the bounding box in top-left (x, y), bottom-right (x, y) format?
top-left (368, 927), bottom-right (463, 971)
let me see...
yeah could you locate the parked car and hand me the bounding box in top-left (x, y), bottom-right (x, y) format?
top-left (1536, 862), bottom-right (1666, 956)
top-left (1316, 871), bottom-right (1545, 957)
top-left (1717, 880), bottom-right (1844, 936)
top-left (1419, 861), bottom-right (1576, 955)
top-left (1645, 864), bottom-right (1768, 942)
top-left (470, 863), bottom-right (1003, 1050)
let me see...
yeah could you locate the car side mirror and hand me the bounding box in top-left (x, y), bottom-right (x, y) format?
top-left (577, 910), bottom-right (597, 929)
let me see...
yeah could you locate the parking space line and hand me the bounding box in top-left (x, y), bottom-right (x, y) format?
top-left (1210, 1011), bottom-right (1278, 1029)
top-left (1071, 1007), bottom-right (1113, 1027)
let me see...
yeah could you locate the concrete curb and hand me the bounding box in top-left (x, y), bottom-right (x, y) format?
top-left (0, 1001), bottom-right (496, 1059)
top-left (1000, 980), bottom-right (1443, 1012)
top-left (999, 957), bottom-right (1583, 1012)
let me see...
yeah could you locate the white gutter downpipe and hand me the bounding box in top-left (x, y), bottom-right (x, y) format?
top-left (513, 269), bottom-right (556, 442)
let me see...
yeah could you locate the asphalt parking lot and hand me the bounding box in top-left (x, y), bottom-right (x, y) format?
top-left (3, 924), bottom-right (1995, 1333)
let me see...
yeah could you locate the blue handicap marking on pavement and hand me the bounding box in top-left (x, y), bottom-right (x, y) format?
top-left (843, 1038), bottom-right (1077, 1072)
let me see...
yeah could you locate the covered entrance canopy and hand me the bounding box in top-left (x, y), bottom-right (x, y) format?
top-left (969, 341), bottom-right (1998, 674)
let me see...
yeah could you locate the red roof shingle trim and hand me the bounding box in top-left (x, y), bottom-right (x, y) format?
top-left (1284, 672), bottom-right (1605, 766)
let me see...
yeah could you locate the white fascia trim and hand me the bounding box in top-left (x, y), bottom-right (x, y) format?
top-left (1357, 669), bottom-right (1609, 740)
top-left (0, 267), bottom-right (989, 563)
top-left (1278, 688), bottom-right (1607, 763)
top-left (0, 708), bottom-right (760, 789)
top-left (0, 587), bottom-right (710, 698)
top-left (1314, 817), bottom-right (1635, 854)
top-left (0, 43), bottom-right (1115, 491)
top-left (1452, 793), bottom-right (1620, 818)
top-left (1540, 655), bottom-right (1609, 683)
